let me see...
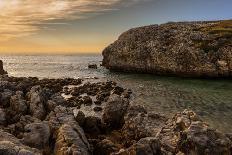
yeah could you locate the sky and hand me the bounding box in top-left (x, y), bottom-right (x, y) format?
top-left (0, 0), bottom-right (231, 54)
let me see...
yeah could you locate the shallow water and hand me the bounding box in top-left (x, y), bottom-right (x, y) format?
top-left (1, 55), bottom-right (232, 132)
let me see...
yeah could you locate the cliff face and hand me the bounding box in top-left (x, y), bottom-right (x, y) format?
top-left (102, 20), bottom-right (232, 77)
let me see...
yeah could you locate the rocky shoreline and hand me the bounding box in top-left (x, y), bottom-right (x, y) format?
top-left (0, 61), bottom-right (231, 155)
top-left (103, 20), bottom-right (232, 78)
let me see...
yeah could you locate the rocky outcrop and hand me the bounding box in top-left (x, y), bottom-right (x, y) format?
top-left (0, 60), bottom-right (7, 75)
top-left (102, 20), bottom-right (232, 78)
top-left (0, 75), bottom-right (231, 155)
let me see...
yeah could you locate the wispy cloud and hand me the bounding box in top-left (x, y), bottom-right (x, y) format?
top-left (0, 0), bottom-right (145, 41)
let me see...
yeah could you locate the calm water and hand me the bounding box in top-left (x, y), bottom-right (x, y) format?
top-left (1, 55), bottom-right (232, 133)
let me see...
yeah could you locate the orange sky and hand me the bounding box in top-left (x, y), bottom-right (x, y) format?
top-left (0, 0), bottom-right (231, 54)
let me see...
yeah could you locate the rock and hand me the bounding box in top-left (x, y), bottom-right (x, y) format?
top-left (0, 89), bottom-right (14, 107)
top-left (22, 122), bottom-right (50, 150)
top-left (83, 116), bottom-right (102, 134)
top-left (0, 108), bottom-right (6, 125)
top-left (114, 137), bottom-right (161, 155)
top-left (157, 110), bottom-right (200, 153)
top-left (102, 94), bottom-right (129, 129)
top-left (46, 106), bottom-right (77, 131)
top-left (10, 91), bottom-right (28, 114)
top-left (54, 124), bottom-right (91, 155)
top-left (27, 86), bottom-right (47, 120)
top-left (102, 20), bottom-right (232, 78)
top-left (93, 106), bottom-right (103, 112)
top-left (0, 130), bottom-right (41, 155)
top-left (0, 60), bottom-right (7, 75)
top-left (122, 105), bottom-right (167, 146)
top-left (178, 121), bottom-right (232, 155)
top-left (94, 139), bottom-right (120, 155)
top-left (82, 95), bottom-right (93, 106)
top-left (88, 64), bottom-right (98, 69)
top-left (74, 110), bottom-right (86, 127)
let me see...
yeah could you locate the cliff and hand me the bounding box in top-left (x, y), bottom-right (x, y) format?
top-left (102, 20), bottom-right (232, 77)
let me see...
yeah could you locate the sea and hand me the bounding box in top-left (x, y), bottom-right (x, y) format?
top-left (1, 54), bottom-right (232, 133)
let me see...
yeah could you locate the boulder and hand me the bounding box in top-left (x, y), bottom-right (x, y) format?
top-left (0, 89), bottom-right (14, 107)
top-left (0, 60), bottom-right (7, 75)
top-left (10, 91), bottom-right (28, 114)
top-left (102, 94), bottom-right (129, 129)
top-left (54, 124), bottom-right (91, 155)
top-left (22, 122), bottom-right (50, 150)
top-left (0, 130), bottom-right (41, 155)
top-left (27, 86), bottom-right (47, 120)
top-left (178, 121), bottom-right (232, 155)
top-left (122, 105), bottom-right (167, 146)
top-left (102, 20), bottom-right (232, 78)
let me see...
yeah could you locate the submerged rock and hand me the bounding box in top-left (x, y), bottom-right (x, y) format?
top-left (102, 20), bottom-right (232, 78)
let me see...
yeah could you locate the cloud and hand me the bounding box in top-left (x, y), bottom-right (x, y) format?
top-left (0, 0), bottom-right (145, 41)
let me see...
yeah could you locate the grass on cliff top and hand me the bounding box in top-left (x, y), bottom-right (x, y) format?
top-left (195, 20), bottom-right (232, 53)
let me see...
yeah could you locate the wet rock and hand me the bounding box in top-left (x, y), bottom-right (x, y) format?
top-left (54, 124), bottom-right (91, 155)
top-left (0, 130), bottom-right (41, 155)
top-left (178, 121), bottom-right (232, 155)
top-left (27, 86), bottom-right (47, 120)
top-left (10, 91), bottom-right (28, 114)
top-left (82, 95), bottom-right (93, 106)
top-left (94, 139), bottom-right (120, 155)
top-left (22, 122), bottom-right (50, 150)
top-left (0, 60), bottom-right (7, 75)
top-left (122, 105), bottom-right (167, 147)
top-left (102, 94), bottom-right (129, 129)
top-left (93, 106), bottom-right (103, 112)
top-left (111, 86), bottom-right (124, 95)
top-left (88, 64), bottom-right (98, 69)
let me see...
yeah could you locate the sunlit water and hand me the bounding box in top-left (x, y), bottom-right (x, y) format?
top-left (1, 55), bottom-right (232, 133)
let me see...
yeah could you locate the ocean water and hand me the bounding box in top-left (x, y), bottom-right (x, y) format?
top-left (1, 54), bottom-right (232, 133)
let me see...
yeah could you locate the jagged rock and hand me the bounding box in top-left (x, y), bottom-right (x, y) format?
top-left (94, 139), bottom-right (120, 155)
top-left (178, 121), bottom-right (232, 155)
top-left (0, 60), bottom-right (7, 75)
top-left (103, 20), bottom-right (232, 78)
top-left (46, 106), bottom-right (77, 131)
top-left (10, 91), bottom-right (28, 114)
top-left (27, 86), bottom-right (48, 120)
top-left (74, 110), bottom-right (86, 127)
top-left (0, 130), bottom-right (41, 155)
top-left (102, 94), bottom-right (129, 129)
top-left (22, 122), bottom-right (50, 150)
top-left (83, 116), bottom-right (102, 134)
top-left (157, 110), bottom-right (200, 153)
top-left (0, 89), bottom-right (14, 107)
top-left (122, 105), bottom-right (167, 146)
top-left (0, 108), bottom-right (6, 125)
top-left (114, 137), bottom-right (161, 155)
top-left (54, 124), bottom-right (91, 155)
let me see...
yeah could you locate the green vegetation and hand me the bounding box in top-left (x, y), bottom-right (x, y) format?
top-left (194, 20), bottom-right (232, 53)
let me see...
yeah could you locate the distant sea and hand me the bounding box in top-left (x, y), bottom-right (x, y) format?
top-left (1, 54), bottom-right (232, 132)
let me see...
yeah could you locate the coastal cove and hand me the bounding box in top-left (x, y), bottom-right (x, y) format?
top-left (1, 55), bottom-right (232, 133)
